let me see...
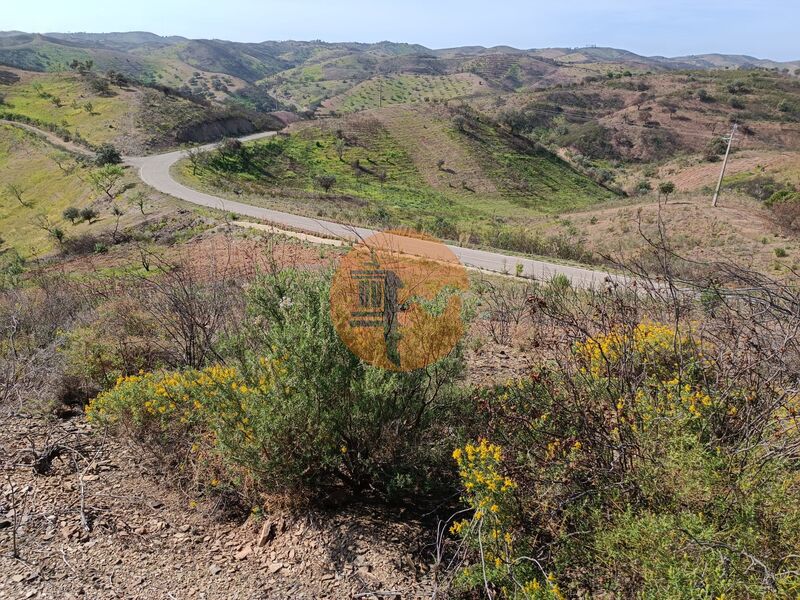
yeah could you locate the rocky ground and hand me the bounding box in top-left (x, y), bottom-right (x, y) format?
top-left (0, 411), bottom-right (442, 600)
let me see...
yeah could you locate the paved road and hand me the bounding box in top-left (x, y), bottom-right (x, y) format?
top-left (127, 132), bottom-right (626, 287)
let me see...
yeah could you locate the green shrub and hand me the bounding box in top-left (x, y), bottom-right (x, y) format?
top-left (94, 144), bottom-right (122, 166)
top-left (88, 269), bottom-right (469, 501)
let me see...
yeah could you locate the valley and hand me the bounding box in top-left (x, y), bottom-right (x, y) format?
top-left (2, 23), bottom-right (800, 600)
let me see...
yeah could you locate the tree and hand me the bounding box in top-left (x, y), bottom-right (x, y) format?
top-left (80, 207), bottom-right (99, 223)
top-left (315, 174), bottom-right (336, 193)
top-left (131, 191), bottom-right (147, 215)
top-left (5, 184), bottom-right (30, 208)
top-left (51, 227), bottom-right (65, 248)
top-left (186, 145), bottom-right (206, 175)
top-left (83, 102), bottom-right (94, 114)
top-left (376, 169), bottom-right (388, 188)
top-left (88, 165), bottom-right (124, 200)
top-left (658, 181), bottom-right (676, 203)
top-left (334, 138), bottom-right (346, 161)
top-left (697, 88), bottom-right (715, 103)
top-left (505, 63), bottom-right (523, 87)
top-left (111, 205), bottom-right (124, 241)
top-left (95, 144), bottom-right (122, 166)
top-left (49, 151), bottom-right (76, 174)
top-left (63, 206), bottom-right (80, 224)
top-left (218, 138), bottom-right (243, 161)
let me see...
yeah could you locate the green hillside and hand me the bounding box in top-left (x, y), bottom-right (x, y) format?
top-left (175, 104), bottom-right (617, 256)
top-left (0, 123), bottom-right (96, 256)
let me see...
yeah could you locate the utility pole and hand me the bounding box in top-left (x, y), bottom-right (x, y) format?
top-left (711, 123), bottom-right (737, 207)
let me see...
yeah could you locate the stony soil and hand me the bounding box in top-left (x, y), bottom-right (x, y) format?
top-left (0, 411), bottom-right (441, 600)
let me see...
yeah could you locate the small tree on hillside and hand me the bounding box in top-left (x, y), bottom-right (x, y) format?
top-left (88, 165), bottom-right (124, 200)
top-left (80, 207), bottom-right (99, 224)
top-left (186, 145), bottom-right (206, 175)
top-left (51, 227), bottom-right (65, 248)
top-left (315, 174), bottom-right (336, 193)
top-left (131, 191), bottom-right (148, 216)
top-left (658, 181), bottom-right (676, 203)
top-left (218, 138), bottom-right (243, 162)
top-left (5, 184), bottom-right (30, 208)
top-left (63, 206), bottom-right (80, 224)
top-left (334, 138), bottom-right (346, 161)
top-left (111, 205), bottom-right (124, 241)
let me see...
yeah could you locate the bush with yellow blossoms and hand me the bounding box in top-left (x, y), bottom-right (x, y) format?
top-left (451, 314), bottom-right (800, 598)
top-left (450, 440), bottom-right (564, 599)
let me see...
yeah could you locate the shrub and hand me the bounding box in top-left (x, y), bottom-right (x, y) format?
top-left (635, 179), bottom-right (653, 195)
top-left (730, 97), bottom-right (746, 110)
top-left (79, 207), bottom-right (98, 223)
top-left (314, 173), bottom-right (336, 193)
top-left (447, 283), bottom-right (800, 599)
top-left (88, 269), bottom-right (468, 501)
top-left (697, 88), bottom-right (715, 103)
top-left (94, 144), bottom-right (122, 166)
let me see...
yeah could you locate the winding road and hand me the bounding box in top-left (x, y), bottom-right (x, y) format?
top-left (126, 131), bottom-right (625, 287)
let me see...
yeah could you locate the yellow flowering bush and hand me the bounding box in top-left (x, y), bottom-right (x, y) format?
top-left (575, 321), bottom-right (702, 381)
top-left (450, 440), bottom-right (563, 599)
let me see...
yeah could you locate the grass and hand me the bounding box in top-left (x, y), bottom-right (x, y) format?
top-left (0, 72), bottom-right (136, 146)
top-left (0, 124), bottom-right (97, 256)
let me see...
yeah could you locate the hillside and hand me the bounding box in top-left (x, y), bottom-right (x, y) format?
top-left (0, 122), bottom-right (107, 256)
top-left (4, 25), bottom-right (800, 600)
top-left (0, 67), bottom-right (284, 153)
top-left (466, 68), bottom-right (800, 197)
top-left (174, 103), bottom-right (617, 257)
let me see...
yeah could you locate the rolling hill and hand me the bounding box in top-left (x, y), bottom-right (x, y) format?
top-left (1, 31), bottom-right (797, 114)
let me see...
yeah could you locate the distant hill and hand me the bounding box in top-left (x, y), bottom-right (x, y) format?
top-left (1, 30), bottom-right (798, 137)
top-left (1, 31), bottom-right (796, 82)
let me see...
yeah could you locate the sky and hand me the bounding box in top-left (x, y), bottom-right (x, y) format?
top-left (4, 0), bottom-right (799, 61)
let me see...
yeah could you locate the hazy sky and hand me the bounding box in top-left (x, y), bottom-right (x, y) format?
top-left (5, 0), bottom-right (799, 61)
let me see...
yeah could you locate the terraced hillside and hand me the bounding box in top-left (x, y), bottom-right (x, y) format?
top-left (0, 68), bottom-right (139, 148)
top-left (3, 31), bottom-right (797, 118)
top-left (322, 73), bottom-right (486, 113)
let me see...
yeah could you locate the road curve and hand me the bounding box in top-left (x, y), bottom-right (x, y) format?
top-left (126, 132), bottom-right (626, 287)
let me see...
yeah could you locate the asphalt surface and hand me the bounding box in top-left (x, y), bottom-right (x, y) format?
top-left (126, 132), bottom-right (626, 287)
